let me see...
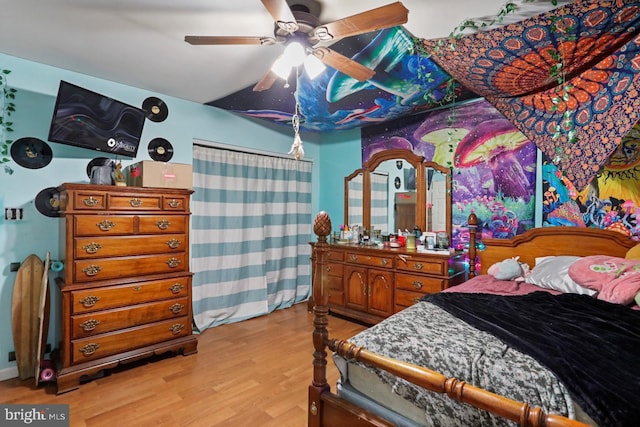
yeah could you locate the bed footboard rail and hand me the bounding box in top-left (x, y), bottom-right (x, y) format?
top-left (329, 339), bottom-right (590, 427)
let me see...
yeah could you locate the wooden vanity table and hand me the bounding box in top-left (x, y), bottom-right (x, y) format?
top-left (312, 149), bottom-right (465, 324)
top-left (313, 243), bottom-right (466, 324)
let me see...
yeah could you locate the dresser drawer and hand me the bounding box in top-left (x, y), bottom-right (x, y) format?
top-left (70, 316), bottom-right (190, 364)
top-left (74, 253), bottom-right (187, 282)
top-left (74, 215), bottom-right (135, 236)
top-left (71, 296), bottom-right (190, 338)
top-left (396, 257), bottom-right (447, 275)
top-left (74, 234), bottom-right (186, 259)
top-left (395, 273), bottom-right (443, 293)
top-left (163, 196), bottom-right (189, 211)
top-left (109, 194), bottom-right (162, 211)
top-left (72, 192), bottom-right (107, 210)
top-left (138, 215), bottom-right (187, 234)
top-left (345, 252), bottom-right (393, 269)
top-left (71, 276), bottom-right (190, 314)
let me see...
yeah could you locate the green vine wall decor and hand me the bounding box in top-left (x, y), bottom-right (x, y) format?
top-left (1, 68), bottom-right (17, 174)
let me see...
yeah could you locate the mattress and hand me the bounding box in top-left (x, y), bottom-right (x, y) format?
top-left (333, 300), bottom-right (598, 427)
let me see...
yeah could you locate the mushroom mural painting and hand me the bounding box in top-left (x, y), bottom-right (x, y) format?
top-left (542, 123), bottom-right (640, 240)
top-left (363, 98), bottom-right (537, 249)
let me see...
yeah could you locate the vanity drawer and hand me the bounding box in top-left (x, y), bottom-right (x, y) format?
top-left (73, 253), bottom-right (187, 282)
top-left (345, 252), bottom-right (393, 269)
top-left (395, 289), bottom-right (425, 311)
top-left (74, 234), bottom-right (187, 258)
top-left (74, 215), bottom-right (135, 236)
top-left (70, 316), bottom-right (190, 364)
top-left (396, 257), bottom-right (447, 275)
top-left (324, 262), bottom-right (343, 277)
top-left (326, 250), bottom-right (345, 262)
top-left (71, 276), bottom-right (190, 314)
top-left (71, 296), bottom-right (190, 338)
top-left (395, 273), bottom-right (443, 293)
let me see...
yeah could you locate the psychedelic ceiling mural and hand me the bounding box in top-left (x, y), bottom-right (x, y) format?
top-left (207, 26), bottom-right (476, 132)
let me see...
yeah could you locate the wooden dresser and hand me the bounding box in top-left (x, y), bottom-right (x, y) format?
top-left (312, 243), bottom-right (467, 324)
top-left (55, 183), bottom-right (198, 394)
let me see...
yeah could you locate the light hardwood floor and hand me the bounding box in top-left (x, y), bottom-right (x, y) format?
top-left (0, 302), bottom-right (366, 427)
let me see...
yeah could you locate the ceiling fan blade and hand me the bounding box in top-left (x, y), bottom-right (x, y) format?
top-left (261, 0), bottom-right (298, 33)
top-left (309, 2), bottom-right (409, 42)
top-left (184, 36), bottom-right (276, 45)
top-left (252, 70), bottom-right (279, 92)
top-left (313, 47), bottom-right (375, 82)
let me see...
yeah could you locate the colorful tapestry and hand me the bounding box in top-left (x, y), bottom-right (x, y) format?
top-left (423, 0), bottom-right (640, 191)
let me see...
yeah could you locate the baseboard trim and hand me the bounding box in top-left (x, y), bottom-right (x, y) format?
top-left (0, 366), bottom-right (19, 382)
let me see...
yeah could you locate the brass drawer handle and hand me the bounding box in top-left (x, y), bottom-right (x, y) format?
top-left (381, 259), bottom-right (389, 266)
top-left (412, 280), bottom-right (424, 289)
top-left (79, 343), bottom-right (100, 356)
top-left (413, 297), bottom-right (421, 304)
top-left (82, 196), bottom-right (99, 207)
top-left (166, 257), bottom-right (180, 268)
top-left (80, 319), bottom-right (101, 332)
top-left (156, 219), bottom-right (171, 230)
top-left (132, 286), bottom-right (141, 291)
top-left (413, 263), bottom-right (424, 270)
top-left (166, 238), bottom-right (181, 249)
top-left (97, 220), bottom-right (115, 231)
top-left (169, 323), bottom-right (184, 335)
top-left (82, 265), bottom-right (102, 276)
top-left (79, 295), bottom-right (100, 308)
top-left (169, 283), bottom-right (184, 294)
top-left (82, 242), bottom-right (103, 254)
top-left (168, 199), bottom-right (181, 208)
top-left (349, 255), bottom-right (358, 262)
top-left (169, 303), bottom-right (184, 314)
top-left (129, 198), bottom-right (143, 207)
top-left (325, 266), bottom-right (331, 273)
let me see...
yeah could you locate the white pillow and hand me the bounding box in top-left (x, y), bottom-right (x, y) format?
top-left (525, 256), bottom-right (597, 295)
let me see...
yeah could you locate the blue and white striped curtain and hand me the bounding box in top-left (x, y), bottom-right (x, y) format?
top-left (370, 171), bottom-right (389, 233)
top-left (191, 144), bottom-right (312, 332)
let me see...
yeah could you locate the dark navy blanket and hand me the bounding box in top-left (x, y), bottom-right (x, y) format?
top-left (421, 291), bottom-right (640, 427)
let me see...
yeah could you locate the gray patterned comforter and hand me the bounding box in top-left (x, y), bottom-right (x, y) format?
top-left (334, 301), bottom-right (576, 427)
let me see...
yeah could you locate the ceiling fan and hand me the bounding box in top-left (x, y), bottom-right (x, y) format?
top-left (184, 0), bottom-right (409, 91)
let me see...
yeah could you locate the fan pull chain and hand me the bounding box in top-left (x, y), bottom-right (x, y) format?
top-left (288, 69), bottom-right (304, 160)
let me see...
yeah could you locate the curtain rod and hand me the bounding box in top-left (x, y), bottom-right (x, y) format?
top-left (193, 139), bottom-right (313, 163)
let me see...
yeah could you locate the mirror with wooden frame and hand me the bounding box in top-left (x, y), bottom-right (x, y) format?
top-left (344, 150), bottom-right (452, 240)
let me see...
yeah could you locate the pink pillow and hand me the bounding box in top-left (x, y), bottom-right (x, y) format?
top-left (568, 255), bottom-right (640, 305)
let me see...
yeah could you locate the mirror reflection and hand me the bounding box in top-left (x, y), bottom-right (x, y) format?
top-left (425, 165), bottom-right (448, 233)
top-left (346, 171), bottom-right (363, 226)
top-left (343, 151), bottom-right (452, 247)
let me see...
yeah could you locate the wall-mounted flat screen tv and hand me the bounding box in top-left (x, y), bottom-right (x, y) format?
top-left (48, 81), bottom-right (145, 157)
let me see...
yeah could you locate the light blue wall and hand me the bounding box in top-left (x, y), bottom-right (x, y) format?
top-left (0, 53), bottom-right (356, 378)
top-left (317, 130), bottom-right (362, 230)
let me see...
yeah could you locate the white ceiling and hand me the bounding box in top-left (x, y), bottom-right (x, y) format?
top-left (0, 0), bottom-right (516, 104)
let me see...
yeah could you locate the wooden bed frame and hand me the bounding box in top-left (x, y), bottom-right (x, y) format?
top-left (308, 212), bottom-right (637, 427)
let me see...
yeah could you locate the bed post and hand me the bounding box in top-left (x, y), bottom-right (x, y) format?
top-left (468, 213), bottom-right (478, 278)
top-left (309, 211), bottom-right (332, 427)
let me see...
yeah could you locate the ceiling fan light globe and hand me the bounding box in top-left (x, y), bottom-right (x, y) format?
top-left (304, 54), bottom-right (326, 80)
top-left (283, 41), bottom-right (306, 67)
top-left (271, 56), bottom-right (292, 79)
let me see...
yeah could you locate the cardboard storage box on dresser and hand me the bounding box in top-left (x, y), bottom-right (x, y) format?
top-left (125, 161), bottom-right (192, 189)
